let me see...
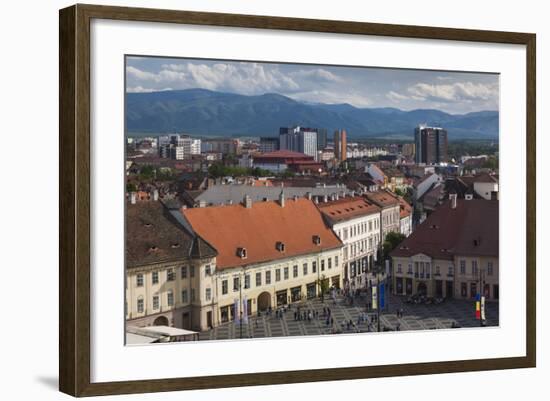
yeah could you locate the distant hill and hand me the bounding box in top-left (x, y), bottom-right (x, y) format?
top-left (126, 88), bottom-right (499, 139)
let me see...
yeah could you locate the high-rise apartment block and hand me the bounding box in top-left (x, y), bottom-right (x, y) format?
top-left (259, 137), bottom-right (280, 153)
top-left (158, 134), bottom-right (201, 160)
top-left (333, 129), bottom-right (347, 162)
top-left (279, 126), bottom-right (318, 158)
top-left (414, 125), bottom-right (448, 164)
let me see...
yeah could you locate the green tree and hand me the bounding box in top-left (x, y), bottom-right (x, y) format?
top-left (126, 182), bottom-right (137, 193)
top-left (382, 232), bottom-right (406, 259)
top-left (317, 275), bottom-right (329, 302)
top-left (482, 156), bottom-right (499, 170)
top-left (139, 165), bottom-right (155, 180)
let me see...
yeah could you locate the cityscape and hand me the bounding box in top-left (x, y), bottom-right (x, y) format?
top-left (124, 57), bottom-right (499, 345)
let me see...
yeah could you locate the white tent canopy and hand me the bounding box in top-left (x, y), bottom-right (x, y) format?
top-left (140, 325), bottom-right (198, 337)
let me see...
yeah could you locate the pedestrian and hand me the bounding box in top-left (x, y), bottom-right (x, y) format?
top-left (294, 311), bottom-right (297, 321)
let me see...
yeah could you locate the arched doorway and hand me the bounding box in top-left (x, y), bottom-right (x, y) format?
top-left (417, 282), bottom-right (427, 296)
top-left (153, 315), bottom-right (169, 326)
top-left (257, 292), bottom-right (271, 311)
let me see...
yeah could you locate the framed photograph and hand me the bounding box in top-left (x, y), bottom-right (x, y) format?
top-left (59, 4), bottom-right (536, 397)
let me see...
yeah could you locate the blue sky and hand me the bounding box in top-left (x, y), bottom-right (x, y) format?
top-left (126, 56), bottom-right (499, 114)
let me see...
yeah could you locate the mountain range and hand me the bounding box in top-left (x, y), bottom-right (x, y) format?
top-left (126, 88), bottom-right (499, 140)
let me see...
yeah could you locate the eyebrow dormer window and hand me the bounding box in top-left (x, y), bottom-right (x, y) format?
top-left (276, 242), bottom-right (285, 252)
top-left (313, 235), bottom-right (321, 246)
top-left (237, 247), bottom-right (247, 259)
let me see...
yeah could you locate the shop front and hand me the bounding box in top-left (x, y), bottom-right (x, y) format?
top-left (306, 282), bottom-right (317, 299)
top-left (291, 286), bottom-right (302, 302)
top-left (395, 277), bottom-right (403, 295)
top-left (276, 289), bottom-right (288, 306)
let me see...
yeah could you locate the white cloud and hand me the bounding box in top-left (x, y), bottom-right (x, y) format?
top-left (127, 86), bottom-right (173, 93)
top-left (406, 82), bottom-right (498, 102)
top-left (126, 63), bottom-right (300, 95)
top-left (289, 68), bottom-right (343, 83)
top-left (386, 91), bottom-right (409, 101)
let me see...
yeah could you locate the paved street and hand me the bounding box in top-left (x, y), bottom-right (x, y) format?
top-left (199, 293), bottom-right (499, 340)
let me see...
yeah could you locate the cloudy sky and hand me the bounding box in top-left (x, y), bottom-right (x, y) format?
top-left (126, 56), bottom-right (499, 114)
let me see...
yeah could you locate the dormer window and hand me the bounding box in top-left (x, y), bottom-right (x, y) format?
top-left (237, 247), bottom-right (247, 259)
top-left (276, 241), bottom-right (286, 252)
top-left (313, 235), bottom-right (321, 246)
top-left (149, 245), bottom-right (158, 252)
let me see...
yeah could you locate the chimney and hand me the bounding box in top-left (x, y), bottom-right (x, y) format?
top-left (293, 195), bottom-right (299, 201)
top-left (199, 200), bottom-right (207, 208)
top-left (228, 200), bottom-right (233, 205)
top-left (243, 195), bottom-right (252, 209)
top-left (152, 189), bottom-right (159, 201)
top-left (279, 189), bottom-right (285, 207)
top-left (323, 195), bottom-right (328, 203)
top-left (335, 193), bottom-right (340, 201)
top-left (130, 192), bottom-right (137, 204)
top-left (306, 191), bottom-right (312, 200)
top-left (450, 193), bottom-right (457, 209)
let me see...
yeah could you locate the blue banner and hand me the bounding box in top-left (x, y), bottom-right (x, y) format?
top-left (380, 284), bottom-right (385, 309)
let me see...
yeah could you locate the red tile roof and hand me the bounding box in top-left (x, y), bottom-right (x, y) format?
top-left (391, 199), bottom-right (498, 260)
top-left (182, 198), bottom-right (342, 269)
top-left (258, 150), bottom-right (312, 159)
top-left (364, 190), bottom-right (400, 208)
top-left (126, 201), bottom-right (196, 268)
top-left (399, 197), bottom-right (412, 218)
top-left (318, 196), bottom-right (380, 224)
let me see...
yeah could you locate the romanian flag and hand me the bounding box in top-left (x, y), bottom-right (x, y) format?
top-left (475, 293), bottom-right (481, 319)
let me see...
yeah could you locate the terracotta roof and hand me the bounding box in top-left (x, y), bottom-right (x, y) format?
top-left (258, 150), bottom-right (311, 159)
top-left (364, 190), bottom-right (400, 208)
top-left (473, 173), bottom-right (499, 183)
top-left (399, 197), bottom-right (412, 218)
top-left (390, 199), bottom-right (498, 260)
top-left (318, 196), bottom-right (380, 224)
top-left (126, 201), bottom-right (195, 268)
top-left (182, 198), bottom-right (343, 269)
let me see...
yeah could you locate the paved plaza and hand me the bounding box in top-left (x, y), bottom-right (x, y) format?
top-left (199, 293), bottom-right (499, 341)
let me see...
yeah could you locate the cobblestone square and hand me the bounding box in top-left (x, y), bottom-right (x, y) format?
top-left (199, 293), bottom-right (499, 341)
